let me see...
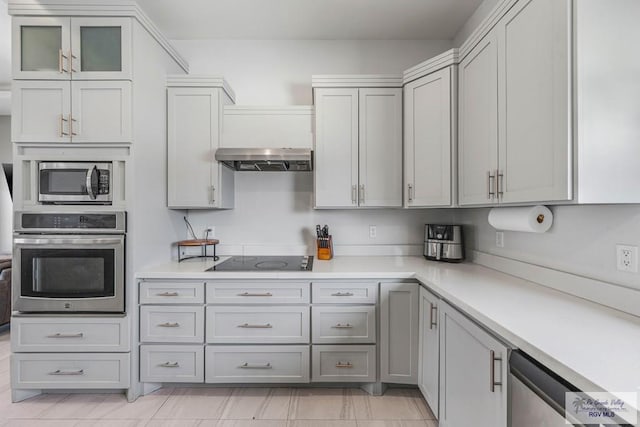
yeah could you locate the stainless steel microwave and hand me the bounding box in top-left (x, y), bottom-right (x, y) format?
top-left (39, 162), bottom-right (112, 204)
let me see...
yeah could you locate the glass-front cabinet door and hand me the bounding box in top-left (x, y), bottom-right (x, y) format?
top-left (12, 16), bottom-right (131, 80)
top-left (71, 17), bottom-right (131, 80)
top-left (12, 17), bottom-right (71, 80)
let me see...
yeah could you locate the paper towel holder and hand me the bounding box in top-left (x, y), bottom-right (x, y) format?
top-left (536, 214), bottom-right (545, 224)
top-left (488, 205), bottom-right (553, 233)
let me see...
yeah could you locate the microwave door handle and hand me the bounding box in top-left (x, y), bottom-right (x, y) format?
top-left (86, 166), bottom-right (98, 200)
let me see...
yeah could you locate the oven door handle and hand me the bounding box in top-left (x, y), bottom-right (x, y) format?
top-left (14, 236), bottom-right (124, 246)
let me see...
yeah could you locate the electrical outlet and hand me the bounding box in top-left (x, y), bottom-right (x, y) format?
top-left (616, 245), bottom-right (638, 273)
top-left (369, 225), bottom-right (377, 239)
top-left (496, 231), bottom-right (504, 248)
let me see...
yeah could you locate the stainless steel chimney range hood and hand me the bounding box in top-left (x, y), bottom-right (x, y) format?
top-left (215, 148), bottom-right (313, 172)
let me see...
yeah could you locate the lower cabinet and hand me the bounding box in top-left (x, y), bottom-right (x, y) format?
top-left (312, 345), bottom-right (376, 382)
top-left (439, 301), bottom-right (509, 427)
top-left (140, 345), bottom-right (204, 383)
top-left (380, 282), bottom-right (419, 384)
top-left (418, 286), bottom-right (440, 418)
top-left (10, 316), bottom-right (131, 391)
top-left (11, 353), bottom-right (130, 389)
top-left (205, 345), bottom-right (310, 383)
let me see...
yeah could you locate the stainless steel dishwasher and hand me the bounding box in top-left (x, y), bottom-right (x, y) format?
top-left (510, 350), bottom-right (632, 427)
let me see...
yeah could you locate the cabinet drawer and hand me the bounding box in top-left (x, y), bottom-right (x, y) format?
top-left (206, 306), bottom-right (309, 344)
top-left (11, 353), bottom-right (130, 389)
top-left (312, 282), bottom-right (377, 304)
top-left (312, 345), bottom-right (376, 382)
top-left (205, 345), bottom-right (310, 383)
top-left (312, 306), bottom-right (376, 344)
top-left (140, 281), bottom-right (204, 304)
top-left (140, 306), bottom-right (204, 343)
top-left (11, 316), bottom-right (129, 352)
top-left (140, 345), bottom-right (204, 383)
top-left (207, 281), bottom-right (310, 304)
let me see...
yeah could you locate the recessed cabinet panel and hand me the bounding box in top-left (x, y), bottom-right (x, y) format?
top-left (314, 88), bottom-right (359, 208)
top-left (418, 286), bottom-right (440, 418)
top-left (498, 0), bottom-right (571, 203)
top-left (404, 68), bottom-right (453, 207)
top-left (458, 32), bottom-right (499, 206)
top-left (359, 88), bottom-right (403, 207)
top-left (71, 81), bottom-right (132, 143)
top-left (12, 80), bottom-right (71, 143)
top-left (439, 301), bottom-right (508, 427)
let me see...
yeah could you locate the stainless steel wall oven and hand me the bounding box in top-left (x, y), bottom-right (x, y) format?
top-left (13, 211), bottom-right (126, 313)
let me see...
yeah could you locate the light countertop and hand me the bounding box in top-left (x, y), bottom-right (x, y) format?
top-left (138, 256), bottom-right (640, 409)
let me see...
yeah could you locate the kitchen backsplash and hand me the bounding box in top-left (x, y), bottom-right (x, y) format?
top-left (185, 172), bottom-right (455, 256)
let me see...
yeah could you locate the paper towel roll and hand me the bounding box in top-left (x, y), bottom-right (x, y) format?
top-left (488, 205), bottom-right (553, 233)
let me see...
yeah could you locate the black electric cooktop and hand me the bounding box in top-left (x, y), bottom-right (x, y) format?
top-left (207, 255), bottom-right (313, 272)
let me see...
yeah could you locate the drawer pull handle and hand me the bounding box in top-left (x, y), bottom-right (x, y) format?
top-left (335, 362), bottom-right (353, 368)
top-left (157, 292), bottom-right (179, 297)
top-left (240, 362), bottom-right (272, 369)
top-left (238, 323), bottom-right (273, 329)
top-left (158, 322), bottom-right (180, 328)
top-left (429, 303), bottom-right (438, 329)
top-left (160, 362), bottom-right (180, 368)
top-left (332, 323), bottom-right (353, 329)
top-left (47, 333), bottom-right (84, 339)
top-left (49, 369), bottom-right (84, 376)
top-left (238, 292), bottom-right (273, 297)
top-left (331, 292), bottom-right (354, 297)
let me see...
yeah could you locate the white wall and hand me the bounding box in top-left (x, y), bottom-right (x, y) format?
top-left (171, 39), bottom-right (452, 104)
top-left (186, 173), bottom-right (455, 255)
top-left (452, 0), bottom-right (499, 47)
top-left (456, 206), bottom-right (640, 289)
top-left (0, 116), bottom-right (10, 163)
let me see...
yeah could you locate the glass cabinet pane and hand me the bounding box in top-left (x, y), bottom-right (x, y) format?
top-left (21, 26), bottom-right (62, 71)
top-left (80, 26), bottom-right (122, 72)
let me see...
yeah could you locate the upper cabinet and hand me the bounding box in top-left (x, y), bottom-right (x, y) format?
top-left (12, 80), bottom-right (132, 143)
top-left (403, 50), bottom-right (458, 208)
top-left (313, 76), bottom-right (403, 209)
top-left (458, 0), bottom-right (570, 206)
top-left (167, 77), bottom-right (236, 210)
top-left (13, 16), bottom-right (132, 80)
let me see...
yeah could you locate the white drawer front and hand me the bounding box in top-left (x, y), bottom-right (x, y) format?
top-left (140, 345), bottom-right (204, 383)
top-left (11, 353), bottom-right (130, 389)
top-left (312, 306), bottom-right (376, 344)
top-left (140, 306), bottom-right (204, 343)
top-left (140, 281), bottom-right (204, 304)
top-left (205, 345), bottom-right (310, 383)
top-left (207, 281), bottom-right (310, 304)
top-left (11, 317), bottom-right (129, 352)
top-left (312, 282), bottom-right (378, 304)
top-left (206, 306), bottom-right (309, 344)
top-left (312, 345), bottom-right (376, 382)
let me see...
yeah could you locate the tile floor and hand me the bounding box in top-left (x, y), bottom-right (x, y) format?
top-left (0, 330), bottom-right (437, 427)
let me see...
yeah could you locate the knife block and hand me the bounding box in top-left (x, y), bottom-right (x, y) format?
top-left (316, 236), bottom-right (333, 261)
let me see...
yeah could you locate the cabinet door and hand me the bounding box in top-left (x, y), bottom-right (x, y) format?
top-left (439, 301), bottom-right (508, 427)
top-left (70, 17), bottom-right (132, 80)
top-left (71, 81), bottom-right (132, 143)
top-left (11, 80), bottom-right (71, 143)
top-left (314, 88), bottom-right (359, 208)
top-left (380, 282), bottom-right (419, 384)
top-left (168, 87), bottom-right (218, 208)
top-left (12, 17), bottom-right (71, 80)
top-left (458, 31), bottom-right (499, 206)
top-left (497, 0), bottom-right (571, 203)
top-left (418, 286), bottom-right (439, 418)
top-left (404, 68), bottom-right (452, 207)
top-left (359, 88), bottom-right (402, 207)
